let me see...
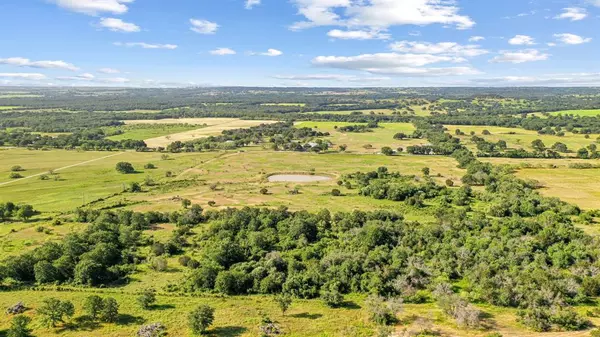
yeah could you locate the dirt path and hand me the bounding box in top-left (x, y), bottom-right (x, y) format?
top-left (0, 152), bottom-right (125, 187)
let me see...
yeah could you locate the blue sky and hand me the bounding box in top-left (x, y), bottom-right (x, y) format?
top-left (1, 0), bottom-right (599, 87)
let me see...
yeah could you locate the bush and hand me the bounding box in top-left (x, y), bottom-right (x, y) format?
top-left (188, 305), bottom-right (215, 335)
top-left (259, 317), bottom-right (281, 337)
top-left (321, 286), bottom-right (344, 308)
top-left (7, 315), bottom-right (31, 337)
top-left (37, 298), bottom-right (75, 328)
top-left (445, 179), bottom-right (454, 187)
top-left (9, 173), bottom-right (23, 179)
top-left (100, 297), bottom-right (119, 323)
top-left (331, 189), bottom-right (341, 196)
top-left (144, 163), bottom-right (156, 169)
top-left (274, 294), bottom-right (292, 316)
top-left (84, 295), bottom-right (104, 321)
top-left (10, 166), bottom-right (24, 172)
top-left (150, 257), bottom-right (168, 272)
top-left (137, 289), bottom-right (157, 310)
top-left (116, 162), bottom-right (135, 174)
top-left (365, 295), bottom-right (402, 326)
top-left (6, 302), bottom-right (26, 315)
top-left (260, 188), bottom-right (269, 195)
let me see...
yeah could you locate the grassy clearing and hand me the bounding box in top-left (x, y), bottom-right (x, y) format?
top-left (0, 106), bottom-right (21, 110)
top-left (548, 109), bottom-right (600, 117)
top-left (308, 109), bottom-right (396, 115)
top-left (296, 121), bottom-right (424, 154)
top-left (0, 149), bottom-right (220, 212)
top-left (105, 124), bottom-right (202, 141)
top-left (261, 103), bottom-right (306, 107)
top-left (124, 118), bottom-right (277, 148)
top-left (445, 125), bottom-right (599, 155)
top-left (129, 150), bottom-right (464, 217)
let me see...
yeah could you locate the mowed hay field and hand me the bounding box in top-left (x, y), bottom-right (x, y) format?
top-left (130, 150), bottom-right (465, 217)
top-left (445, 125), bottom-right (599, 154)
top-left (0, 149), bottom-right (220, 212)
top-left (296, 121), bottom-right (427, 153)
top-left (105, 124), bottom-right (201, 141)
top-left (548, 109), bottom-right (600, 116)
top-left (124, 118), bottom-right (277, 148)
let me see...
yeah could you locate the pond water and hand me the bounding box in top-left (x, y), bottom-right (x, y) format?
top-left (267, 174), bottom-right (332, 183)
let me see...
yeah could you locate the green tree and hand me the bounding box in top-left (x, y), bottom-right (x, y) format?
top-left (274, 293), bottom-right (292, 316)
top-left (422, 167), bottom-right (430, 176)
top-left (531, 139), bottom-right (546, 152)
top-left (38, 298), bottom-right (75, 328)
top-left (84, 295), bottom-right (104, 321)
top-left (188, 305), bottom-right (215, 335)
top-left (100, 297), bottom-right (119, 323)
top-left (7, 315), bottom-right (32, 337)
top-left (182, 199), bottom-right (192, 209)
top-left (115, 162), bottom-right (135, 174)
top-left (381, 147), bottom-right (394, 156)
top-left (16, 205), bottom-right (35, 222)
top-left (137, 288), bottom-right (157, 310)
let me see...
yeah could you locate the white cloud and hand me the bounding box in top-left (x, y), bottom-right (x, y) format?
top-left (327, 29), bottom-right (390, 40)
top-left (273, 74), bottom-right (390, 82)
top-left (99, 17), bottom-right (140, 32)
top-left (389, 41), bottom-right (488, 57)
top-left (98, 68), bottom-right (120, 74)
top-left (508, 35), bottom-right (535, 45)
top-left (251, 49), bottom-right (283, 56)
top-left (471, 72), bottom-right (600, 86)
top-left (469, 36), bottom-right (485, 42)
top-left (0, 73), bottom-right (47, 80)
top-left (98, 77), bottom-right (130, 83)
top-left (190, 19), bottom-right (219, 34)
top-left (210, 48), bottom-right (236, 56)
top-left (245, 0), bottom-right (261, 9)
top-left (290, 0), bottom-right (475, 31)
top-left (0, 57), bottom-right (79, 71)
top-left (50, 0), bottom-right (134, 16)
top-left (589, 0), bottom-right (600, 7)
top-left (555, 7), bottom-right (587, 21)
top-left (554, 33), bottom-right (592, 45)
top-left (114, 42), bottom-right (178, 49)
top-left (490, 49), bottom-right (549, 63)
top-left (312, 52), bottom-right (479, 76)
top-left (56, 73), bottom-right (96, 81)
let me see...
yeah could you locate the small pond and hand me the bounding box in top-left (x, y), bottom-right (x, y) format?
top-left (267, 174), bottom-right (332, 183)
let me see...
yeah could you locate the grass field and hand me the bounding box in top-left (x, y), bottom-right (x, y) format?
top-left (445, 125), bottom-right (599, 155)
top-left (261, 103), bottom-right (306, 107)
top-left (296, 121), bottom-right (424, 154)
top-left (548, 109), bottom-right (600, 116)
top-left (124, 118), bottom-right (276, 148)
top-left (308, 109), bottom-right (396, 115)
top-left (0, 149), bottom-right (220, 212)
top-left (0, 106), bottom-right (21, 110)
top-left (104, 124), bottom-right (202, 141)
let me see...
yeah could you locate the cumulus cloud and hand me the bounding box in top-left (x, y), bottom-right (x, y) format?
top-left (273, 74), bottom-right (390, 82)
top-left (210, 48), bottom-right (236, 56)
top-left (508, 35), bottom-right (535, 45)
top-left (490, 49), bottom-right (549, 63)
top-left (327, 29), bottom-right (390, 40)
top-left (250, 49), bottom-right (283, 56)
top-left (50, 0), bottom-right (134, 16)
top-left (190, 19), bottom-right (219, 34)
top-left (312, 52), bottom-right (479, 76)
top-left (555, 7), bottom-right (587, 21)
top-left (469, 36), bottom-right (485, 42)
top-left (0, 73), bottom-right (47, 80)
top-left (98, 68), bottom-right (120, 74)
top-left (554, 33), bottom-right (592, 45)
top-left (114, 42), bottom-right (178, 49)
top-left (0, 57), bottom-right (79, 71)
top-left (389, 41), bottom-right (488, 57)
top-left (99, 18), bottom-right (140, 32)
top-left (245, 0), bottom-right (261, 9)
top-left (290, 0), bottom-right (475, 31)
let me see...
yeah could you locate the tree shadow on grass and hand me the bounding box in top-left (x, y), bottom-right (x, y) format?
top-left (151, 304), bottom-right (176, 311)
top-left (117, 314), bottom-right (145, 326)
top-left (209, 326), bottom-right (248, 337)
top-left (56, 317), bottom-right (100, 333)
top-left (289, 312), bottom-right (323, 320)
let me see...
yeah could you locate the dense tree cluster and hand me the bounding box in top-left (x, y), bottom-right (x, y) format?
top-left (0, 129), bottom-right (147, 151)
top-left (0, 203), bottom-right (37, 222)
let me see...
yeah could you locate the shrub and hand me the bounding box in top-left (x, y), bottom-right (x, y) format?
top-left (144, 163), bottom-right (156, 169)
top-left (6, 302), bottom-right (26, 315)
top-left (365, 295), bottom-right (402, 326)
top-left (321, 285), bottom-right (344, 308)
top-left (84, 295), bottom-right (104, 321)
top-left (331, 189), bottom-right (341, 196)
top-left (188, 305), bottom-right (215, 335)
top-left (259, 317), bottom-right (281, 337)
top-left (445, 179), bottom-right (454, 187)
top-left (37, 298), bottom-right (75, 328)
top-left (207, 201), bottom-right (217, 207)
top-left (7, 315), bottom-right (31, 337)
top-left (9, 173), bottom-right (23, 179)
top-left (100, 297), bottom-right (119, 323)
top-left (10, 166), bottom-right (24, 172)
top-left (260, 188), bottom-right (269, 195)
top-left (115, 162), bottom-right (135, 174)
top-left (150, 257), bottom-right (168, 272)
top-left (137, 323), bottom-right (166, 337)
top-left (137, 289), bottom-right (157, 310)
top-left (274, 294), bottom-right (292, 316)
